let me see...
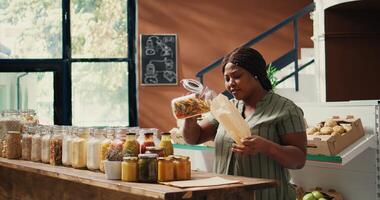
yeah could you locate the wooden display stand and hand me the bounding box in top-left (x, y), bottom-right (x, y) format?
top-left (0, 158), bottom-right (277, 200)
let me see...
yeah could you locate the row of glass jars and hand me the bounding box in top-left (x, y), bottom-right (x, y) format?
top-left (0, 125), bottom-right (174, 173)
top-left (119, 154), bottom-right (191, 183)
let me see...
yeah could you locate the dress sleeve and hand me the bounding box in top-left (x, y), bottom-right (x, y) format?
top-left (276, 105), bottom-right (306, 135)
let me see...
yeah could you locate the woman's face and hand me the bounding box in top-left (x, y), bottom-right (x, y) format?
top-left (223, 62), bottom-right (260, 100)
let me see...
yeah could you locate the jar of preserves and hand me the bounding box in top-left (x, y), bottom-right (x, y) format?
top-left (158, 156), bottom-right (174, 182)
top-left (159, 132), bottom-right (173, 157)
top-left (49, 126), bottom-right (64, 165)
top-left (145, 146), bottom-right (164, 157)
top-left (41, 126), bottom-right (52, 163)
top-left (6, 130), bottom-right (22, 159)
top-left (21, 126), bottom-right (33, 160)
top-left (138, 153), bottom-right (158, 183)
top-left (87, 128), bottom-right (105, 170)
top-left (122, 132), bottom-right (139, 157)
top-left (62, 126), bottom-right (73, 166)
top-left (140, 131), bottom-right (155, 154)
top-left (71, 127), bottom-right (88, 169)
top-left (31, 125), bottom-right (42, 162)
top-left (173, 156), bottom-right (191, 180)
top-left (121, 156), bottom-right (138, 182)
top-left (100, 128), bottom-right (114, 173)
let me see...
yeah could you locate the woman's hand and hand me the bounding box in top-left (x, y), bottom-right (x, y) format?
top-left (232, 135), bottom-right (270, 155)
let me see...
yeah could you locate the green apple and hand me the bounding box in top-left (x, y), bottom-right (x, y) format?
top-left (303, 193), bottom-right (316, 200)
top-left (312, 191), bottom-right (324, 199)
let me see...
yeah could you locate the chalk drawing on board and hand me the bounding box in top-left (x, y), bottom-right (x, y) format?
top-left (143, 57), bottom-right (175, 84)
top-left (144, 36), bottom-right (174, 58)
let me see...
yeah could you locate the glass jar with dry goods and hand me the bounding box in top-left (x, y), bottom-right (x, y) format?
top-left (87, 128), bottom-right (105, 170)
top-left (100, 128), bottom-right (114, 173)
top-left (31, 125), bottom-right (42, 162)
top-left (1, 110), bottom-right (22, 140)
top-left (21, 126), bottom-right (33, 160)
top-left (49, 126), bottom-right (65, 165)
top-left (6, 130), bottom-right (22, 159)
top-left (158, 156), bottom-right (174, 182)
top-left (62, 126), bottom-right (73, 166)
top-left (173, 155), bottom-right (191, 180)
top-left (140, 131), bottom-right (155, 154)
top-left (159, 132), bottom-right (173, 157)
top-left (122, 131), bottom-right (140, 157)
top-left (121, 156), bottom-right (138, 182)
top-left (138, 153), bottom-right (158, 183)
top-left (71, 127), bottom-right (88, 169)
top-left (41, 126), bottom-right (52, 163)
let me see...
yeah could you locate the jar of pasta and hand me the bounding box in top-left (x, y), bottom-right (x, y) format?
top-left (49, 126), bottom-right (64, 165)
top-left (31, 125), bottom-right (42, 162)
top-left (158, 156), bottom-right (174, 182)
top-left (173, 155), bottom-right (191, 180)
top-left (138, 153), bottom-right (158, 183)
top-left (100, 128), bottom-right (114, 173)
top-left (159, 132), bottom-right (173, 157)
top-left (71, 127), bottom-right (88, 169)
top-left (121, 156), bottom-right (138, 182)
top-left (6, 130), bottom-right (22, 159)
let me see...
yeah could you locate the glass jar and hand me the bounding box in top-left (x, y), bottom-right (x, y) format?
top-left (159, 132), bottom-right (173, 157)
top-left (0, 139), bottom-right (3, 158)
top-left (121, 156), bottom-right (138, 182)
top-left (21, 126), bottom-right (33, 160)
top-left (71, 127), bottom-right (88, 169)
top-left (31, 125), bottom-right (42, 162)
top-left (100, 128), bottom-right (114, 173)
top-left (122, 132), bottom-right (140, 157)
top-left (140, 131), bottom-right (155, 154)
top-left (1, 110), bottom-right (22, 140)
top-left (62, 126), bottom-right (73, 166)
top-left (49, 126), bottom-right (64, 165)
top-left (158, 156), bottom-right (174, 182)
top-left (138, 153), bottom-right (158, 183)
top-left (106, 128), bottom-right (125, 161)
top-left (1, 139), bottom-right (6, 157)
top-left (87, 128), bottom-right (105, 170)
top-left (6, 130), bottom-right (22, 159)
top-left (171, 79), bottom-right (214, 119)
top-left (145, 146), bottom-right (164, 157)
top-left (173, 156), bottom-right (191, 180)
top-left (41, 126), bottom-right (52, 163)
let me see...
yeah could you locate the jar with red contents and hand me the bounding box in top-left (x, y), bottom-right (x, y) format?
top-left (140, 132), bottom-right (155, 154)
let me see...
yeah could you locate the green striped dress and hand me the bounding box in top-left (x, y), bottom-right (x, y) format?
top-left (207, 91), bottom-right (305, 200)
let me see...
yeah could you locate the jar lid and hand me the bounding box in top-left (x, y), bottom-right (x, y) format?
top-left (7, 131), bottom-right (21, 134)
top-left (138, 153), bottom-right (158, 158)
top-left (123, 156), bottom-right (138, 161)
top-left (126, 132), bottom-right (137, 135)
top-left (158, 156), bottom-right (173, 161)
top-left (162, 132), bottom-right (171, 135)
top-left (181, 79), bottom-right (204, 93)
top-left (146, 146), bottom-right (163, 151)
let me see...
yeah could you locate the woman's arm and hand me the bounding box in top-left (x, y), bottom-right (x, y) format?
top-left (232, 132), bottom-right (307, 169)
top-left (180, 116), bottom-right (217, 145)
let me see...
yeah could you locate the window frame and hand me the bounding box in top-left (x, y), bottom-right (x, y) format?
top-left (0, 0), bottom-right (137, 126)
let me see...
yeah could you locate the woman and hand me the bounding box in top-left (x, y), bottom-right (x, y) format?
top-left (181, 47), bottom-right (307, 200)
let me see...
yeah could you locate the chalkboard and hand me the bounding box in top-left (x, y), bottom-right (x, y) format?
top-left (140, 34), bottom-right (177, 85)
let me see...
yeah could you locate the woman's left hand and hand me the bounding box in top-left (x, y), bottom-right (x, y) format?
top-left (232, 135), bottom-right (270, 155)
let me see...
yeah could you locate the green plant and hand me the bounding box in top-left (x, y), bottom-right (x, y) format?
top-left (267, 63), bottom-right (279, 88)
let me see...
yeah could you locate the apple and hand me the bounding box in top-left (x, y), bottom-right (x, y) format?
top-left (303, 193), bottom-right (316, 200)
top-left (312, 191), bottom-right (324, 199)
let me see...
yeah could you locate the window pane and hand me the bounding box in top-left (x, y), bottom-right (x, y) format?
top-left (0, 1), bottom-right (62, 58)
top-left (71, 0), bottom-right (128, 58)
top-left (72, 62), bottom-right (129, 126)
top-left (0, 72), bottom-right (54, 125)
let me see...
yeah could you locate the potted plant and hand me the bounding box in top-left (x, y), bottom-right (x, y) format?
top-left (104, 147), bottom-right (123, 180)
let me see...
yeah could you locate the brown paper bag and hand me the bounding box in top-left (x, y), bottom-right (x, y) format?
top-left (210, 94), bottom-right (250, 145)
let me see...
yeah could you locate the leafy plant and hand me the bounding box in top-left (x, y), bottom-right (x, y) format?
top-left (267, 63), bottom-right (279, 88)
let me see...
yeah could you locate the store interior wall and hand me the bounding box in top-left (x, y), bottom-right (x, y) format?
top-left (138, 0), bottom-right (313, 132)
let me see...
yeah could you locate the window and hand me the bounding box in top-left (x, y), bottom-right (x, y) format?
top-left (0, 0), bottom-right (137, 126)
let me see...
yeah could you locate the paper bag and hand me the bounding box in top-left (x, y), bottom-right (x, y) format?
top-left (210, 94), bottom-right (251, 145)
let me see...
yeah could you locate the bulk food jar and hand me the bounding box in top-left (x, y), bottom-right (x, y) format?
top-left (6, 130), bottom-right (22, 159)
top-left (41, 126), bottom-right (52, 163)
top-left (49, 126), bottom-right (65, 165)
top-left (71, 127), bottom-right (89, 169)
top-left (31, 125), bottom-right (42, 162)
top-left (1, 110), bottom-right (22, 140)
top-left (158, 156), bottom-right (174, 182)
top-left (62, 126), bottom-right (73, 166)
top-left (122, 131), bottom-right (139, 157)
top-left (100, 128), bottom-right (114, 173)
top-left (173, 155), bottom-right (191, 180)
top-left (159, 132), bottom-right (173, 157)
top-left (87, 128), bottom-right (105, 170)
top-left (171, 79), bottom-right (215, 119)
top-left (121, 156), bottom-right (138, 182)
top-left (139, 128), bottom-right (157, 154)
top-left (138, 153), bottom-right (158, 183)
top-left (21, 125), bottom-right (33, 160)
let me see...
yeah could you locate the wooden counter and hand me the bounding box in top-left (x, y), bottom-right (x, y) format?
top-left (0, 157), bottom-right (277, 200)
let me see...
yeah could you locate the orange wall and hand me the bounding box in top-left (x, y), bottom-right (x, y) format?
top-left (138, 0), bottom-right (313, 132)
